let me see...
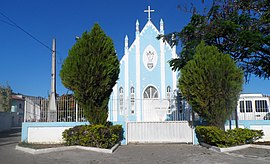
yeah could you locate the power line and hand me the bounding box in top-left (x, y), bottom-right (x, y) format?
top-left (0, 19), bottom-right (16, 27)
top-left (0, 9), bottom-right (65, 66)
top-left (0, 10), bottom-right (52, 52)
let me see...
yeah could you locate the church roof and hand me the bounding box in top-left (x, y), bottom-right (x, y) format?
top-left (119, 6), bottom-right (175, 62)
top-left (140, 20), bottom-right (160, 37)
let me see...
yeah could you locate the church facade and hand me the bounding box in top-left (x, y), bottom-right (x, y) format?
top-left (108, 7), bottom-right (182, 122)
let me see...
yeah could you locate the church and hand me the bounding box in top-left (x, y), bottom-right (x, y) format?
top-left (108, 6), bottom-right (183, 122)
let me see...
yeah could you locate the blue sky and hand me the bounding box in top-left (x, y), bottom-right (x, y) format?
top-left (0, 0), bottom-right (269, 97)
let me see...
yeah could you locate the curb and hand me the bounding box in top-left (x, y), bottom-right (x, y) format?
top-left (200, 143), bottom-right (270, 152)
top-left (15, 143), bottom-right (120, 155)
top-left (251, 144), bottom-right (270, 150)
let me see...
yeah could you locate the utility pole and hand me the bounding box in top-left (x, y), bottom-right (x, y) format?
top-left (48, 38), bottom-right (57, 122)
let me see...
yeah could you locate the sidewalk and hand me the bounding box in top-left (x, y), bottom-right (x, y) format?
top-left (1, 128), bottom-right (270, 164)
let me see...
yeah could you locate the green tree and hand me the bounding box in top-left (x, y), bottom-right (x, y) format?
top-left (60, 24), bottom-right (120, 125)
top-left (0, 84), bottom-right (12, 112)
top-left (179, 42), bottom-right (243, 129)
top-left (160, 0), bottom-right (270, 79)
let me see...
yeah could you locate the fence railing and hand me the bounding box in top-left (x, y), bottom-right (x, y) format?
top-left (24, 96), bottom-right (85, 122)
top-left (25, 95), bottom-right (270, 123)
top-left (24, 96), bottom-right (191, 122)
top-left (108, 98), bottom-right (191, 122)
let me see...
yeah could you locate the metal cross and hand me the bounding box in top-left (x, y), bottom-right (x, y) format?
top-left (144, 6), bottom-right (155, 21)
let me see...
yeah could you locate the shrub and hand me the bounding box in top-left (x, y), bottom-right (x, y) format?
top-left (196, 126), bottom-right (264, 147)
top-left (62, 124), bottom-right (123, 149)
top-left (195, 126), bottom-right (226, 147)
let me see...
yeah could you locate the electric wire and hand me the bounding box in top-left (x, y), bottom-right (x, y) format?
top-left (0, 10), bottom-right (53, 52)
top-left (0, 9), bottom-right (64, 65)
top-left (0, 19), bottom-right (16, 27)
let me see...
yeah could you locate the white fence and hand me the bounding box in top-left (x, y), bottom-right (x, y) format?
top-left (127, 121), bottom-right (193, 143)
top-left (109, 98), bottom-right (191, 122)
top-left (24, 96), bottom-right (85, 122)
top-left (24, 96), bottom-right (190, 122)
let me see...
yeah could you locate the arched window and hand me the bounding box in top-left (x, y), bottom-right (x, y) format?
top-left (119, 87), bottom-right (124, 115)
top-left (131, 87), bottom-right (134, 94)
top-left (167, 86), bottom-right (171, 92)
top-left (166, 86), bottom-right (171, 100)
top-left (143, 86), bottom-right (158, 99)
top-left (130, 87), bottom-right (135, 114)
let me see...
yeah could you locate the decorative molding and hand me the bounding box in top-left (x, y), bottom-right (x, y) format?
top-left (160, 19), bottom-right (164, 35)
top-left (140, 21), bottom-right (160, 37)
top-left (143, 45), bottom-right (158, 71)
top-left (135, 37), bottom-right (141, 121)
top-left (142, 84), bottom-right (160, 99)
top-left (125, 49), bottom-right (129, 119)
top-left (112, 84), bottom-right (118, 121)
top-left (160, 39), bottom-right (165, 98)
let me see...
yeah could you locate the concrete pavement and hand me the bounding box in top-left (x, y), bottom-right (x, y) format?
top-left (1, 128), bottom-right (270, 164)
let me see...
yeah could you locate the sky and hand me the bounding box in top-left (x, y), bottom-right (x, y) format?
top-left (0, 0), bottom-right (269, 97)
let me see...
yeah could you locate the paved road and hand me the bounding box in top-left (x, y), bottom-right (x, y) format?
top-left (0, 128), bottom-right (270, 164)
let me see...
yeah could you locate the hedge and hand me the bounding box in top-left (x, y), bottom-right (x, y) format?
top-left (195, 126), bottom-right (264, 147)
top-left (62, 124), bottom-right (123, 149)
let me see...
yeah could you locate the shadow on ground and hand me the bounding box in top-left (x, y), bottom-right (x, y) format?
top-left (0, 127), bottom-right (21, 139)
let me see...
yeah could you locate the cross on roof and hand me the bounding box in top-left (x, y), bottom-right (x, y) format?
top-left (144, 6), bottom-right (155, 21)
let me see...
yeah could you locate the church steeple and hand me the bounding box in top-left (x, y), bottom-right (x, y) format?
top-left (125, 35), bottom-right (128, 54)
top-left (160, 19), bottom-right (164, 34)
top-left (136, 19), bottom-right (140, 37)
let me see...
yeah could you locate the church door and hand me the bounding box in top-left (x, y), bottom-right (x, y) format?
top-left (142, 86), bottom-right (161, 121)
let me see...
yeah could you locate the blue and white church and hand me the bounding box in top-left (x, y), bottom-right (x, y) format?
top-left (109, 6), bottom-right (183, 122)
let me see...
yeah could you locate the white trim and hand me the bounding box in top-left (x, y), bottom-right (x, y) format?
top-left (125, 35), bottom-right (129, 55)
top-left (140, 21), bottom-right (160, 37)
top-left (160, 38), bottom-right (165, 98)
top-left (119, 86), bottom-right (124, 116)
top-left (130, 86), bottom-right (135, 115)
top-left (142, 44), bottom-right (158, 71)
top-left (125, 51), bottom-right (129, 120)
top-left (135, 37), bottom-right (141, 121)
top-left (142, 84), bottom-right (160, 99)
top-left (160, 19), bottom-right (164, 34)
top-left (112, 84), bottom-right (118, 121)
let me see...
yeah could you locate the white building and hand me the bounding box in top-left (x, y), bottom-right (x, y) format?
top-left (236, 93), bottom-right (270, 120)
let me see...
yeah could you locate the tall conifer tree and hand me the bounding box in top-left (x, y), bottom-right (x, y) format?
top-left (179, 42), bottom-right (243, 129)
top-left (60, 24), bottom-right (119, 125)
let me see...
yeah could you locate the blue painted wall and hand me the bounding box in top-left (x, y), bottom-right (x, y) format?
top-left (108, 19), bottom-right (177, 122)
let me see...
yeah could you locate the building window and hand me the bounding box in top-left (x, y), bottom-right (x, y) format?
top-left (130, 87), bottom-right (135, 114)
top-left (245, 101), bottom-right (253, 113)
top-left (239, 101), bottom-right (244, 113)
top-left (143, 86), bottom-right (158, 99)
top-left (166, 86), bottom-right (171, 100)
top-left (19, 104), bottom-right (22, 109)
top-left (119, 87), bottom-right (124, 115)
top-left (255, 100), bottom-right (268, 112)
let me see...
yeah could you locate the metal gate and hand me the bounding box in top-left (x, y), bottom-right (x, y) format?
top-left (127, 121), bottom-right (193, 144)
